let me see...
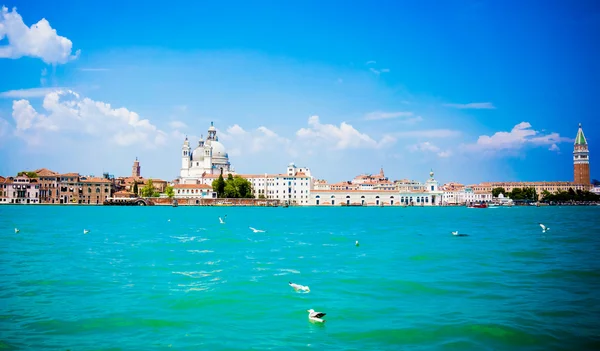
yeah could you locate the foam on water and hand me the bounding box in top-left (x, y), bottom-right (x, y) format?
top-left (1, 205), bottom-right (599, 350)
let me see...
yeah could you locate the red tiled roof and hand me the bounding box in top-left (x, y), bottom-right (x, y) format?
top-left (35, 168), bottom-right (58, 176)
top-left (60, 172), bottom-right (80, 177)
top-left (174, 184), bottom-right (212, 189)
top-left (81, 177), bottom-right (112, 184)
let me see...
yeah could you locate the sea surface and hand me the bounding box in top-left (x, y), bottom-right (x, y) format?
top-left (1, 205), bottom-right (599, 350)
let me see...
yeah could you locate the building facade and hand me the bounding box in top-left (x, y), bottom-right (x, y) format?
top-left (308, 170), bottom-right (443, 206)
top-left (173, 184), bottom-right (216, 199)
top-left (574, 123), bottom-right (590, 185)
top-left (180, 122), bottom-right (234, 184)
top-left (0, 175), bottom-right (40, 204)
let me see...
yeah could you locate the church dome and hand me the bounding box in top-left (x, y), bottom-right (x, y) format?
top-left (210, 140), bottom-right (227, 158)
top-left (191, 146), bottom-right (205, 161)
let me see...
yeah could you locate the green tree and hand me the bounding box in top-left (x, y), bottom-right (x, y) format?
top-left (141, 179), bottom-right (155, 197)
top-left (224, 182), bottom-right (238, 198)
top-left (133, 182), bottom-right (139, 195)
top-left (165, 185), bottom-right (175, 199)
top-left (541, 190), bottom-right (551, 201)
top-left (18, 171), bottom-right (38, 178)
top-left (492, 187), bottom-right (506, 197)
top-left (509, 188), bottom-right (523, 200)
top-left (212, 170), bottom-right (226, 198)
top-left (233, 176), bottom-right (253, 198)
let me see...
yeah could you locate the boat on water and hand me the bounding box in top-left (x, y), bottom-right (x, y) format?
top-left (468, 202), bottom-right (488, 209)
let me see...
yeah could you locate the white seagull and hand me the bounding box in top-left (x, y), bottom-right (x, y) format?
top-left (249, 227), bottom-right (265, 233)
top-left (14, 228), bottom-right (20, 234)
top-left (452, 230), bottom-right (469, 237)
top-left (539, 223), bottom-right (550, 233)
top-left (83, 229), bottom-right (90, 234)
top-left (219, 216), bottom-right (226, 224)
top-left (289, 282), bottom-right (310, 293)
top-left (355, 240), bottom-right (359, 247)
top-left (307, 309), bottom-right (326, 323)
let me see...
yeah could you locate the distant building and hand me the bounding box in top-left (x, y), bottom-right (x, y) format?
top-left (173, 184), bottom-right (216, 199)
top-left (573, 123), bottom-right (590, 185)
top-left (308, 170), bottom-right (443, 206)
top-left (132, 157), bottom-right (141, 178)
top-left (0, 174), bottom-right (40, 204)
top-left (180, 122), bottom-right (234, 184)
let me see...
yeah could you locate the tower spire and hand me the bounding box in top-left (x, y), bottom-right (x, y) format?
top-left (573, 123), bottom-right (590, 185)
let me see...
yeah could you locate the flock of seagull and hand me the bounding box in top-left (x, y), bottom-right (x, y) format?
top-left (217, 214), bottom-right (334, 323)
top-left (10, 217), bottom-right (552, 324)
top-left (451, 223), bottom-right (550, 237)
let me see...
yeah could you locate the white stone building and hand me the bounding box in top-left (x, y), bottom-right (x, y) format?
top-left (173, 184), bottom-right (216, 199)
top-left (308, 171), bottom-right (444, 206)
top-left (0, 175), bottom-right (40, 204)
top-left (180, 122), bottom-right (234, 184)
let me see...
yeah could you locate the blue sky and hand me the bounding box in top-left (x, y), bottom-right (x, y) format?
top-left (1, 0), bottom-right (598, 184)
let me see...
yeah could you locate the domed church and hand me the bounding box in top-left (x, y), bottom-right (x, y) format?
top-left (179, 122), bottom-right (234, 184)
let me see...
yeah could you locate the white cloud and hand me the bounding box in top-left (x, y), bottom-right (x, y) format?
top-left (369, 67), bottom-right (390, 75)
top-left (11, 90), bottom-right (166, 148)
top-left (0, 87), bottom-right (67, 98)
top-left (168, 120), bottom-right (187, 129)
top-left (219, 124), bottom-right (295, 156)
top-left (0, 6), bottom-right (80, 64)
top-left (226, 124), bottom-right (246, 136)
top-left (438, 150), bottom-right (452, 158)
top-left (296, 115), bottom-right (395, 150)
top-left (408, 141), bottom-right (440, 153)
top-left (364, 111), bottom-right (414, 121)
top-left (549, 144), bottom-right (560, 152)
top-left (364, 111), bottom-right (423, 124)
top-left (408, 141), bottom-right (452, 158)
top-left (463, 122), bottom-right (571, 152)
top-left (443, 102), bottom-right (495, 109)
top-left (393, 129), bottom-right (461, 138)
top-left (366, 60), bottom-right (376, 65)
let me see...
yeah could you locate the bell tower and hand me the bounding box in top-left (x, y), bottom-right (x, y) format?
top-left (181, 136), bottom-right (191, 171)
top-left (573, 123), bottom-right (590, 185)
top-left (132, 157), bottom-right (141, 178)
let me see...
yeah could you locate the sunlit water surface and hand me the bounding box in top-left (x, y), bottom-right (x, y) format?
top-left (1, 205), bottom-right (599, 350)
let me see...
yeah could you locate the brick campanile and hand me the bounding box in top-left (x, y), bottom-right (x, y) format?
top-left (132, 157), bottom-right (141, 178)
top-left (573, 123), bottom-right (590, 185)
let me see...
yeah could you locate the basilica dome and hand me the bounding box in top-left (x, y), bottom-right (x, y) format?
top-left (210, 140), bottom-right (228, 158)
top-left (191, 146), bottom-right (205, 161)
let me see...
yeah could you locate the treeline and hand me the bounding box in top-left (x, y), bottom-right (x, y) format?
top-left (212, 173), bottom-right (254, 198)
top-left (492, 187), bottom-right (538, 201)
top-left (493, 187), bottom-right (599, 202)
top-left (541, 188), bottom-right (600, 202)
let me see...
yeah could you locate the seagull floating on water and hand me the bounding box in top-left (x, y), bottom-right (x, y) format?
top-left (289, 282), bottom-right (310, 293)
top-left (14, 228), bottom-right (19, 234)
top-left (83, 229), bottom-right (90, 234)
top-left (355, 240), bottom-right (359, 247)
top-left (539, 223), bottom-right (550, 233)
top-left (452, 231), bottom-right (469, 237)
top-left (307, 309), bottom-right (326, 323)
top-left (249, 227), bottom-right (265, 233)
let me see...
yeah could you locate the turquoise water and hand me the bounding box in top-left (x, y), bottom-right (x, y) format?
top-left (1, 205), bottom-right (600, 350)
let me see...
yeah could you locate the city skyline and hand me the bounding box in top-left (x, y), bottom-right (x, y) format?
top-left (1, 1), bottom-right (598, 184)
